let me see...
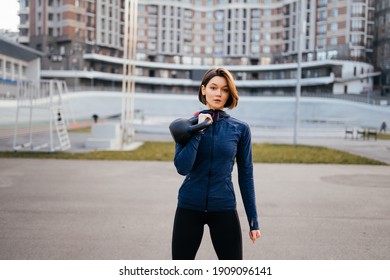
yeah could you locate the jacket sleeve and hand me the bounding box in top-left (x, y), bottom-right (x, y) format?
top-left (174, 133), bottom-right (203, 175)
top-left (236, 124), bottom-right (260, 231)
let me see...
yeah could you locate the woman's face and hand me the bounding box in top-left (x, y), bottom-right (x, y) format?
top-left (201, 76), bottom-right (230, 110)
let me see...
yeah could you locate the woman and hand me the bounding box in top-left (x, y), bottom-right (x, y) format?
top-left (172, 67), bottom-right (261, 260)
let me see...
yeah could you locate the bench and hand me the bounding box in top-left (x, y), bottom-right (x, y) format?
top-left (345, 127), bottom-right (378, 140)
top-left (366, 129), bottom-right (377, 140)
top-left (356, 128), bottom-right (365, 140)
top-left (355, 128), bottom-right (377, 140)
top-left (345, 127), bottom-right (354, 139)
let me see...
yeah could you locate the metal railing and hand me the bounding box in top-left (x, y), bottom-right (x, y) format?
top-left (2, 83), bottom-right (390, 106)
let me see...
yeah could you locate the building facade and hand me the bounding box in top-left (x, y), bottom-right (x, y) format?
top-left (16, 0), bottom-right (380, 95)
top-left (374, 0), bottom-right (390, 95)
top-left (0, 38), bottom-right (42, 98)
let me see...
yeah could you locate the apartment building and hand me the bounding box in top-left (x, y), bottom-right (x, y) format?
top-left (374, 0), bottom-right (390, 95)
top-left (0, 38), bottom-right (42, 98)
top-left (16, 0), bottom-right (378, 95)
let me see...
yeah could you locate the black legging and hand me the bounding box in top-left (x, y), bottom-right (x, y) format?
top-left (172, 207), bottom-right (243, 260)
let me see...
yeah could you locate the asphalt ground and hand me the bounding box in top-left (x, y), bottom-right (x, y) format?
top-left (1, 124), bottom-right (390, 260)
top-left (0, 158), bottom-right (389, 260)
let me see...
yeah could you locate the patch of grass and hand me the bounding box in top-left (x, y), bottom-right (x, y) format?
top-left (0, 142), bottom-right (176, 161)
top-left (68, 126), bottom-right (92, 133)
top-left (251, 143), bottom-right (385, 165)
top-left (378, 133), bottom-right (390, 140)
top-left (0, 141), bottom-right (386, 165)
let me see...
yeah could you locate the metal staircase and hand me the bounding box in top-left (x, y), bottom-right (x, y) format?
top-left (52, 106), bottom-right (71, 151)
top-left (13, 79), bottom-right (72, 152)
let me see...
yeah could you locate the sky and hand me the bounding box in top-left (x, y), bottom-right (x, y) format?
top-left (0, 0), bottom-right (19, 31)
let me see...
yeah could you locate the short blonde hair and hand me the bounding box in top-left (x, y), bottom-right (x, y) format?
top-left (198, 67), bottom-right (239, 109)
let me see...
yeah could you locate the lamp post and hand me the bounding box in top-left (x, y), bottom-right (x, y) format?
top-left (293, 0), bottom-right (306, 145)
top-left (121, 0), bottom-right (138, 148)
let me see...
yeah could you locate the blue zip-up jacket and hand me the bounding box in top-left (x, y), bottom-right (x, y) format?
top-left (174, 109), bottom-right (259, 231)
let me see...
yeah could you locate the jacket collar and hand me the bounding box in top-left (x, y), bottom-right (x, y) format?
top-left (198, 109), bottom-right (230, 122)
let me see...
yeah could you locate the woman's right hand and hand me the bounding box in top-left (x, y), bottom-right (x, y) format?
top-left (249, 230), bottom-right (261, 244)
top-left (198, 113), bottom-right (213, 124)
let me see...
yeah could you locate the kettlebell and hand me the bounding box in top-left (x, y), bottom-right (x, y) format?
top-left (169, 116), bottom-right (212, 145)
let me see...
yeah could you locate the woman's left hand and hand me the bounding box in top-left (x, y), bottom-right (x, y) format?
top-left (249, 230), bottom-right (261, 244)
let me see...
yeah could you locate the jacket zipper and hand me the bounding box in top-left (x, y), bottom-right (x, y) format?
top-left (205, 121), bottom-right (216, 212)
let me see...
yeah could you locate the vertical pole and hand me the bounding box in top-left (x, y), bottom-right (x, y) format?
top-left (121, 0), bottom-right (138, 148)
top-left (28, 82), bottom-right (34, 149)
top-left (121, 0), bottom-right (130, 148)
top-left (13, 81), bottom-right (21, 150)
top-left (49, 81), bottom-right (54, 151)
top-left (293, 0), bottom-right (306, 145)
top-left (129, 0), bottom-right (138, 139)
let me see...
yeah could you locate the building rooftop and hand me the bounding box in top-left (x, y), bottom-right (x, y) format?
top-left (0, 38), bottom-right (43, 61)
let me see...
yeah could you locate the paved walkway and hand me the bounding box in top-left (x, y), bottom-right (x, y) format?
top-left (1, 127), bottom-right (390, 260)
top-left (0, 159), bottom-right (389, 260)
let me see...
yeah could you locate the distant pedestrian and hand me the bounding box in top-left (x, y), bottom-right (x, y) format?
top-left (171, 67), bottom-right (261, 260)
top-left (92, 114), bottom-right (99, 123)
top-left (380, 121), bottom-right (387, 133)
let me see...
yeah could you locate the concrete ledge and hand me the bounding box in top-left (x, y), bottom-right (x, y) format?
top-left (90, 123), bottom-right (120, 138)
top-left (86, 123), bottom-right (121, 149)
top-left (85, 138), bottom-right (120, 149)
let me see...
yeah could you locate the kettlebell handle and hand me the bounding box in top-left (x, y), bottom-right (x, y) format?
top-left (187, 116), bottom-right (212, 132)
top-left (169, 116), bottom-right (212, 145)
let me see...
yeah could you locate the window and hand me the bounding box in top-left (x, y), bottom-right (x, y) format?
top-left (251, 32), bottom-right (260, 41)
top-left (352, 5), bottom-right (364, 16)
top-left (149, 6), bottom-right (157, 14)
top-left (215, 22), bottom-right (224, 30)
top-left (148, 42), bottom-right (156, 51)
top-left (252, 19), bottom-right (260, 29)
top-left (351, 19), bottom-right (363, 30)
top-left (351, 34), bottom-right (364, 44)
top-left (317, 37), bottom-right (326, 49)
top-left (148, 17), bottom-right (157, 26)
top-left (13, 64), bottom-right (19, 76)
top-left (252, 9), bottom-right (260, 18)
top-left (317, 23), bottom-right (326, 34)
top-left (215, 32), bottom-right (223, 42)
top-left (318, 10), bottom-right (326, 20)
top-left (138, 29), bottom-right (145, 37)
top-left (216, 11), bottom-right (224, 20)
top-left (6, 61), bottom-right (11, 73)
top-left (318, 0), bottom-right (326, 6)
top-left (251, 44), bottom-right (260, 54)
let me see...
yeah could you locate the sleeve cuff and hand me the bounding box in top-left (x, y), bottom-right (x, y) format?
top-left (249, 218), bottom-right (259, 231)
